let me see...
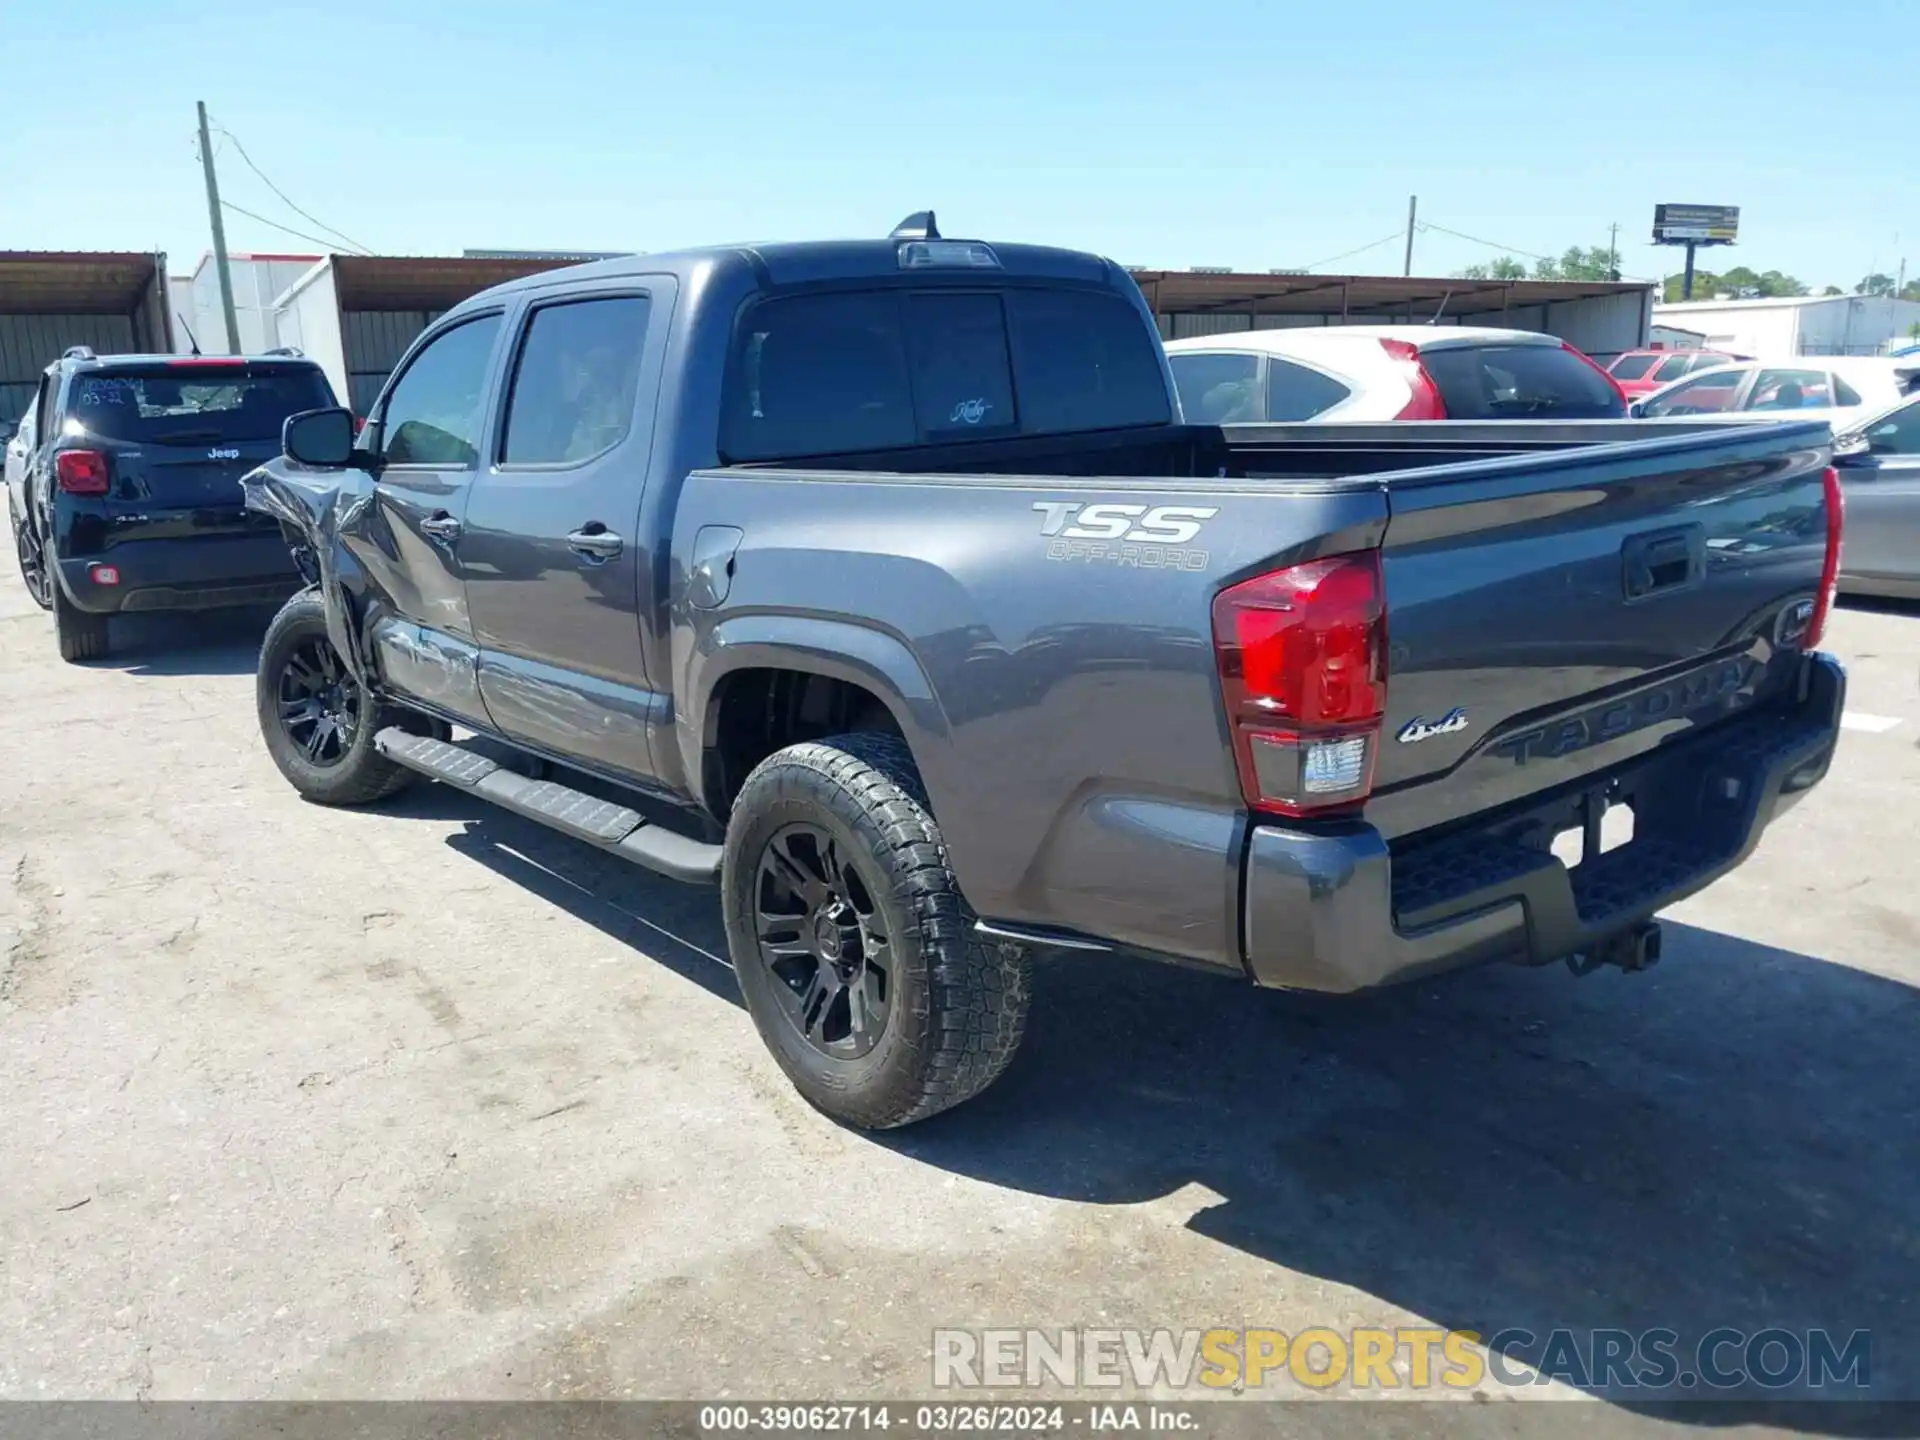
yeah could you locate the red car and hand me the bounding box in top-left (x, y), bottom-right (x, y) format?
top-left (1606, 348), bottom-right (1742, 400)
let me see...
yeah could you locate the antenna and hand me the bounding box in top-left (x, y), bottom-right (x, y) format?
top-left (890, 211), bottom-right (940, 241)
top-left (176, 313), bottom-right (202, 356)
top-left (1427, 288), bottom-right (1455, 325)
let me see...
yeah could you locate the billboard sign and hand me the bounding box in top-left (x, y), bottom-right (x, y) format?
top-left (1653, 204), bottom-right (1739, 245)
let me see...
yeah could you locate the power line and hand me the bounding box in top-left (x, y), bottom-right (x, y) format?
top-left (220, 199), bottom-right (364, 255)
top-left (1300, 231), bottom-right (1406, 272)
top-left (210, 121), bottom-right (374, 255)
top-left (1416, 219), bottom-right (1659, 283)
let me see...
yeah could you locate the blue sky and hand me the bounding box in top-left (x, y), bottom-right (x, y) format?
top-left (5, 0), bottom-right (1913, 291)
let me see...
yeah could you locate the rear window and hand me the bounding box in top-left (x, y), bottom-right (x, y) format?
top-left (1420, 343), bottom-right (1624, 420)
top-left (721, 287), bottom-right (1170, 461)
top-left (1610, 354), bottom-right (1658, 380)
top-left (1651, 354), bottom-right (1693, 382)
top-left (1168, 352), bottom-right (1261, 423)
top-left (64, 365), bottom-right (335, 445)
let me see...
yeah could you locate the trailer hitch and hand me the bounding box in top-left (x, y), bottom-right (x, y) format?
top-left (1565, 920), bottom-right (1663, 977)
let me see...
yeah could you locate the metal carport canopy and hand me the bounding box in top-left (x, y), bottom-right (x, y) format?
top-left (324, 253), bottom-right (591, 311)
top-left (1127, 269), bottom-right (1651, 321)
top-left (0, 252), bottom-right (162, 313)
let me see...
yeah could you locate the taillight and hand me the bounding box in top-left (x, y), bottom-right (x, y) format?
top-left (1380, 339), bottom-right (1446, 420)
top-left (56, 449), bottom-right (110, 496)
top-left (1212, 551), bottom-right (1388, 817)
top-left (168, 358), bottom-right (245, 370)
top-left (1562, 341), bottom-right (1629, 407)
top-left (1806, 465), bottom-right (1844, 650)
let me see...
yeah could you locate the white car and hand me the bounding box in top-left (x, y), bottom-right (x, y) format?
top-left (1163, 325), bottom-right (1627, 424)
top-left (1633, 357), bottom-right (1920, 426)
top-left (4, 403), bottom-right (36, 520)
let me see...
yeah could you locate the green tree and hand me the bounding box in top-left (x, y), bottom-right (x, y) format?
top-left (1665, 266), bottom-right (1804, 302)
top-left (1822, 285), bottom-right (1844, 296)
top-left (1858, 273), bottom-right (1896, 296)
top-left (1457, 256), bottom-right (1530, 280)
top-left (1901, 280), bottom-right (1920, 302)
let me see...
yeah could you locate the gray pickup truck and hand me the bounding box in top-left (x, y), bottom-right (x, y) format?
top-left (246, 215), bottom-right (1847, 1129)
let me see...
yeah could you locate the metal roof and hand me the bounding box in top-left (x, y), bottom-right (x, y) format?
top-left (0, 252), bottom-right (163, 314)
top-left (324, 253), bottom-right (593, 310)
top-left (1126, 269), bottom-right (1652, 319)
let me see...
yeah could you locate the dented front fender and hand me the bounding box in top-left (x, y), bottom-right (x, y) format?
top-left (241, 460), bottom-right (384, 688)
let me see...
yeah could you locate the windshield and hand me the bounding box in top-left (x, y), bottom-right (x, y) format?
top-left (1420, 343), bottom-right (1625, 420)
top-left (64, 366), bottom-right (335, 445)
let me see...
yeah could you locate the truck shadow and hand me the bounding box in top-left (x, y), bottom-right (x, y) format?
top-left (83, 604), bottom-right (278, 676)
top-left (423, 801), bottom-right (1918, 1419)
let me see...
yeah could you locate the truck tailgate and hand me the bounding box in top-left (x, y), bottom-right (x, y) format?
top-left (1366, 421), bottom-right (1834, 841)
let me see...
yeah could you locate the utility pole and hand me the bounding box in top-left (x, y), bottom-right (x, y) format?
top-left (196, 101), bottom-right (241, 354)
top-left (1607, 223), bottom-right (1620, 282)
top-left (1403, 195), bottom-right (1418, 277)
top-left (1682, 242), bottom-right (1698, 301)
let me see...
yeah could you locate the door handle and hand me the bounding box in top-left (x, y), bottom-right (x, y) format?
top-left (567, 525), bottom-right (623, 561)
top-left (419, 513), bottom-right (462, 545)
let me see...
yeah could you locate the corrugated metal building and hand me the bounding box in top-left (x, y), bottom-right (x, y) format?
top-left (0, 252), bottom-right (172, 425)
top-left (1652, 293), bottom-right (1920, 358)
top-left (180, 251), bottom-right (323, 355)
top-left (1130, 270), bottom-right (1655, 361)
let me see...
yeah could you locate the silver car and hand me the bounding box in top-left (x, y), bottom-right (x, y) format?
top-left (1835, 392), bottom-right (1920, 599)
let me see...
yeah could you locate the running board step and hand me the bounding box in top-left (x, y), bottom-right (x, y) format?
top-left (374, 727), bottom-right (721, 884)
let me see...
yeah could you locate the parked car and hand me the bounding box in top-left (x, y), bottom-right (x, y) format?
top-left (1832, 391), bottom-right (1920, 599)
top-left (244, 218), bottom-right (1844, 1129)
top-left (1633, 357), bottom-right (1920, 425)
top-left (1605, 347), bottom-right (1743, 399)
top-left (8, 346), bottom-right (339, 660)
top-left (1163, 325), bottom-right (1627, 424)
top-left (3, 404), bottom-right (35, 516)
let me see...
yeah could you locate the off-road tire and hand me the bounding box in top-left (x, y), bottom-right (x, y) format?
top-left (52, 580), bottom-right (110, 662)
top-left (256, 590), bottom-right (417, 806)
top-left (722, 731), bottom-right (1032, 1129)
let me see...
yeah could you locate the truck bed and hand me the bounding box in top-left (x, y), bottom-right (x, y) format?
top-left (677, 416), bottom-right (1837, 978)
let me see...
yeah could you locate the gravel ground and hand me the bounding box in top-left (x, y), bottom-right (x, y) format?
top-left (3, 537), bottom-right (1917, 1435)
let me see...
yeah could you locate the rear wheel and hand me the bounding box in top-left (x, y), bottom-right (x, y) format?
top-left (11, 500), bottom-right (52, 611)
top-left (257, 590), bottom-right (416, 806)
top-left (722, 732), bottom-right (1031, 1129)
top-left (52, 581), bottom-right (109, 662)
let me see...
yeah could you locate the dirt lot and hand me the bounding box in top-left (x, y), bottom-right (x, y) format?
top-left (3, 539), bottom-right (1918, 1431)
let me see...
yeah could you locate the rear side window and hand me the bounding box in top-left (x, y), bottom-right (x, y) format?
top-left (1746, 368), bottom-right (1830, 411)
top-left (1169, 353), bottom-right (1262, 423)
top-left (1689, 353), bottom-right (1730, 373)
top-left (63, 365), bottom-right (334, 444)
top-left (1610, 354), bottom-right (1658, 380)
top-left (1420, 343), bottom-right (1625, 419)
top-left (1265, 358), bottom-right (1351, 420)
top-left (1652, 354), bottom-right (1693, 382)
top-left (722, 287), bottom-right (1168, 461)
top-left (1833, 376), bottom-right (1864, 407)
top-left (501, 296), bottom-right (651, 465)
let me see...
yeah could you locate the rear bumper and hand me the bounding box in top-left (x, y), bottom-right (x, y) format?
top-left (1242, 653), bottom-right (1845, 993)
top-left (57, 536), bottom-right (300, 615)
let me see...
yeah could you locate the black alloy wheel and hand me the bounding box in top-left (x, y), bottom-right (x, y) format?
top-left (275, 634), bottom-right (361, 767)
top-left (753, 822), bottom-right (894, 1059)
top-left (14, 511), bottom-right (51, 610)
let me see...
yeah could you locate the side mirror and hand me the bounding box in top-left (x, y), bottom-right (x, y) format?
top-left (1832, 432), bottom-right (1871, 462)
top-left (282, 407), bottom-right (358, 468)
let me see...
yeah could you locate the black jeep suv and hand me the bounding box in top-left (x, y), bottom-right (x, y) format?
top-left (8, 346), bottom-right (336, 660)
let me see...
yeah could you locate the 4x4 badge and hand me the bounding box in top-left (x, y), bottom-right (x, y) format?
top-left (1397, 708), bottom-right (1470, 744)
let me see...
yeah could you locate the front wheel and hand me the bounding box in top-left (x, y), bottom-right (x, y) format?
top-left (722, 732), bottom-right (1032, 1129)
top-left (256, 590), bottom-right (416, 806)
